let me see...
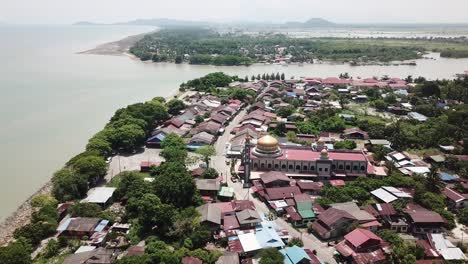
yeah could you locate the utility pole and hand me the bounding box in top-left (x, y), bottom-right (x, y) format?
top-left (243, 136), bottom-right (252, 188)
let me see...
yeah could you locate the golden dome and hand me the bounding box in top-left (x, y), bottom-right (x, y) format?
top-left (257, 135), bottom-right (279, 148)
top-left (321, 149), bottom-right (328, 154)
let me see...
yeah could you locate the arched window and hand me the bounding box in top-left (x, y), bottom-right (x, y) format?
top-left (282, 164), bottom-right (286, 169)
top-left (254, 163), bottom-right (258, 169)
top-left (295, 165), bottom-right (301, 171)
top-left (303, 165), bottom-right (308, 171)
top-left (360, 165), bottom-right (365, 171)
top-left (267, 163), bottom-right (272, 169)
top-left (275, 164), bottom-right (279, 169)
top-left (332, 164), bottom-right (336, 170)
top-left (353, 165), bottom-right (358, 171)
top-left (319, 168), bottom-right (322, 172)
top-left (261, 163), bottom-right (265, 169)
top-left (324, 168), bottom-right (328, 172)
top-left (346, 165), bottom-right (350, 170)
top-left (339, 165), bottom-right (344, 170)
top-left (289, 165), bottom-right (293, 170)
top-left (310, 166), bottom-right (315, 171)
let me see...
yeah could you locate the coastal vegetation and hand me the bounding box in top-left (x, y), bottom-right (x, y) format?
top-left (129, 28), bottom-right (468, 65)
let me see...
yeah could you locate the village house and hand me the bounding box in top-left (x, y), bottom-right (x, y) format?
top-left (197, 203), bottom-right (222, 231)
top-left (362, 203), bottom-right (408, 233)
top-left (259, 171), bottom-right (291, 188)
top-left (195, 179), bottom-right (221, 201)
top-left (334, 228), bottom-right (390, 264)
top-left (342, 127), bottom-right (369, 140)
top-left (441, 187), bottom-right (468, 210)
top-left (311, 207), bottom-right (357, 240)
top-left (57, 217), bottom-right (108, 238)
top-left (404, 203), bottom-right (446, 235)
top-left (63, 248), bottom-right (116, 264)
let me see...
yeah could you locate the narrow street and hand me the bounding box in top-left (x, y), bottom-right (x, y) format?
top-left (211, 108), bottom-right (337, 264)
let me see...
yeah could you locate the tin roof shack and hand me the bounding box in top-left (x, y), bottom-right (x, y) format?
top-left (82, 187), bottom-right (116, 207)
top-left (404, 203), bottom-right (446, 235)
top-left (57, 217), bottom-right (108, 239)
top-left (296, 180), bottom-right (323, 195)
top-left (197, 204), bottom-right (222, 231)
top-left (290, 194), bottom-right (316, 227)
top-left (335, 228), bottom-right (390, 264)
top-left (428, 233), bottom-right (467, 261)
top-left (441, 187), bottom-right (468, 211)
top-left (342, 128), bottom-right (369, 140)
top-left (259, 171), bottom-right (291, 188)
top-left (63, 248), bottom-right (116, 264)
top-left (236, 209), bottom-right (262, 229)
top-left (195, 179), bottom-right (221, 201)
top-left (280, 246), bottom-right (312, 264)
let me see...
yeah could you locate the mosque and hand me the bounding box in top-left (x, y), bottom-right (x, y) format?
top-left (247, 135), bottom-right (370, 179)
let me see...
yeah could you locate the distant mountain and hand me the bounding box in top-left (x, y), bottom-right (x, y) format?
top-left (284, 18), bottom-right (336, 28)
top-left (73, 21), bottom-right (101, 26)
top-left (118, 18), bottom-right (214, 28)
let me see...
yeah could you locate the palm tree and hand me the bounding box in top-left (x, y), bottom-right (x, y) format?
top-left (425, 166), bottom-right (444, 193)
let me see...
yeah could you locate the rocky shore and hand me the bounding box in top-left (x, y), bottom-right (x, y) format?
top-left (0, 181), bottom-right (53, 245)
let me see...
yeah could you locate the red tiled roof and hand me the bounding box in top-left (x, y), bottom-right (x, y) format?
top-left (344, 228), bottom-right (382, 248)
top-left (311, 220), bottom-right (329, 237)
top-left (231, 200), bottom-right (255, 211)
top-left (442, 187), bottom-right (465, 202)
top-left (323, 77), bottom-right (351, 85)
top-left (455, 155), bottom-right (468, 161)
top-left (296, 181), bottom-right (324, 191)
top-left (329, 180), bottom-right (345, 186)
top-left (223, 215), bottom-right (240, 231)
top-left (416, 240), bottom-right (439, 258)
top-left (360, 220), bottom-right (382, 228)
top-left (294, 193), bottom-right (313, 203)
top-left (264, 186), bottom-right (301, 200)
top-left (285, 206), bottom-right (302, 221)
top-left (405, 205), bottom-right (445, 224)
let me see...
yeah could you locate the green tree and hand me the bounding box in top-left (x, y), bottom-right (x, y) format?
top-left (257, 248), bottom-right (284, 264)
top-left (69, 203), bottom-right (103, 217)
top-left (287, 237), bottom-right (304, 247)
top-left (52, 168), bottom-right (88, 202)
top-left (153, 164), bottom-right (199, 208)
top-left (195, 145), bottom-right (216, 168)
top-left (72, 155), bottom-right (108, 184)
top-left (201, 168), bottom-right (219, 179)
top-left (126, 193), bottom-right (175, 233)
top-left (424, 166), bottom-right (443, 193)
top-left (372, 99), bottom-right (388, 111)
top-left (459, 207), bottom-right (468, 225)
top-left (334, 140), bottom-right (357, 150)
top-left (109, 124), bottom-right (146, 152)
top-left (277, 105), bottom-right (295, 118)
top-left (0, 238), bottom-right (32, 264)
top-left (31, 194), bottom-right (58, 209)
top-left (280, 73), bottom-right (285, 80)
top-left (86, 137), bottom-right (113, 157)
top-left (166, 99), bottom-right (186, 115)
top-left (114, 171), bottom-right (149, 200)
top-left (43, 239), bottom-right (59, 258)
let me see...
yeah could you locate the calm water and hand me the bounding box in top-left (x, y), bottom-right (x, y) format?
top-left (0, 25), bottom-right (467, 221)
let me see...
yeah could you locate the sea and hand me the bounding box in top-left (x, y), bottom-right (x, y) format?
top-left (0, 24), bottom-right (467, 221)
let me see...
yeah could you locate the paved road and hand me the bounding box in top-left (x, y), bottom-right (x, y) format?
top-left (210, 109), bottom-right (337, 264)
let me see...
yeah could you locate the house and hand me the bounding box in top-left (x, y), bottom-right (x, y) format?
top-left (192, 121), bottom-right (222, 135)
top-left (197, 204), bottom-right (222, 230)
top-left (211, 112), bottom-right (230, 125)
top-left (188, 132), bottom-right (215, 150)
top-left (63, 248), bottom-right (116, 264)
top-left (82, 187), bottom-right (116, 206)
top-left (195, 179), bottom-right (221, 200)
top-left (236, 209), bottom-right (262, 228)
top-left (292, 194), bottom-right (316, 227)
top-left (311, 208), bottom-right (357, 240)
top-left (140, 161), bottom-right (160, 172)
top-left (260, 171), bottom-right (291, 188)
top-left (408, 112), bottom-right (428, 122)
top-left (296, 180), bottom-right (323, 195)
top-left (442, 187), bottom-right (468, 210)
top-left (330, 202), bottom-right (376, 224)
top-left (211, 200), bottom-right (256, 218)
top-left (404, 203), bottom-right (446, 234)
top-left (335, 228), bottom-right (389, 264)
top-left (371, 186), bottom-right (412, 203)
top-left (427, 233), bottom-right (467, 261)
top-left (259, 186), bottom-right (302, 201)
top-left (280, 246), bottom-right (312, 264)
top-left (342, 128), bottom-right (369, 140)
top-left (362, 203), bottom-right (408, 233)
top-left (365, 139), bottom-right (391, 150)
top-left (57, 218), bottom-right (108, 238)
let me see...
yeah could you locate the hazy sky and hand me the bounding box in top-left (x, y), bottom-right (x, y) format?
top-left (1, 0), bottom-right (468, 24)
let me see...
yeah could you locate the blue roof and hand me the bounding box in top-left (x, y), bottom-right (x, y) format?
top-left (94, 220), bottom-right (109, 232)
top-left (146, 133), bottom-right (165, 143)
top-left (440, 172), bottom-right (458, 181)
top-left (57, 218), bottom-right (73, 232)
top-left (255, 222), bottom-right (285, 249)
top-left (280, 246), bottom-right (311, 264)
top-left (286, 92), bottom-right (296, 97)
